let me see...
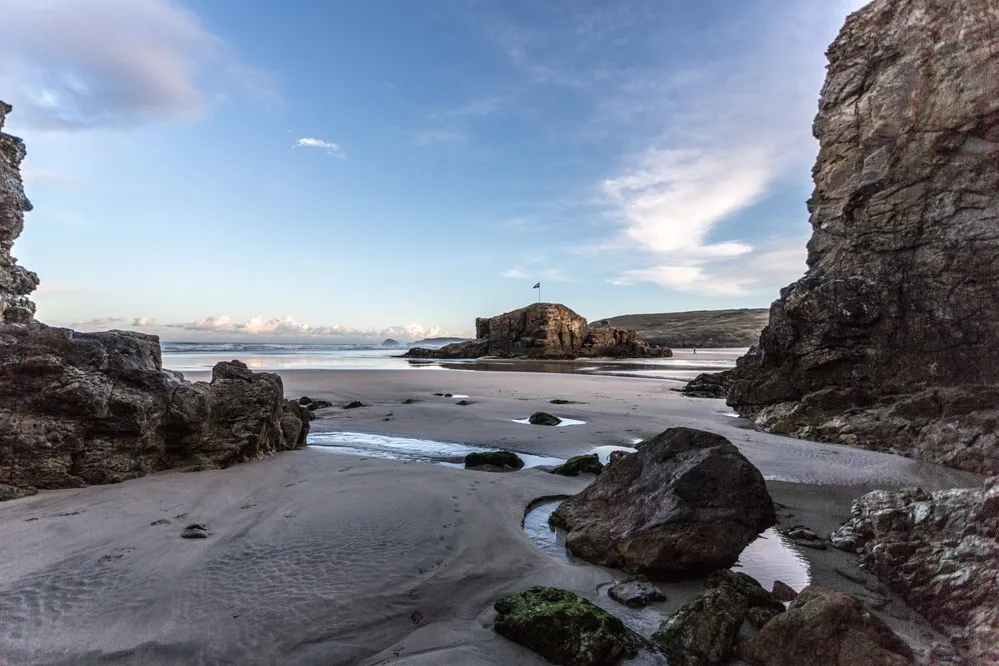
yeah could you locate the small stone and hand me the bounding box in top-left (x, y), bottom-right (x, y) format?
top-left (343, 401), bottom-right (366, 409)
top-left (528, 412), bottom-right (561, 426)
top-left (608, 580), bottom-right (666, 608)
top-left (181, 523), bottom-right (209, 539)
top-left (456, 400), bottom-right (472, 406)
top-left (551, 454), bottom-right (603, 477)
top-left (464, 451), bottom-right (524, 470)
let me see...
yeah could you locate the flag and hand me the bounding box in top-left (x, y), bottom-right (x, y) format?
top-left (533, 282), bottom-right (540, 289)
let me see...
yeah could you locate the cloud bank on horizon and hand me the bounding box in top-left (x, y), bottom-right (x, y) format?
top-left (6, 0), bottom-right (871, 338)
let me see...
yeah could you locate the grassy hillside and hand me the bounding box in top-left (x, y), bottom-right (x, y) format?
top-left (594, 308), bottom-right (769, 348)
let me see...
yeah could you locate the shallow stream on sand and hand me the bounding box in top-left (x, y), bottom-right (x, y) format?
top-left (522, 499), bottom-right (812, 636)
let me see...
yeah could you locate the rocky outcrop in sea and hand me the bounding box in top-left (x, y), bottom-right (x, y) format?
top-left (0, 101), bottom-right (309, 498)
top-left (725, 0), bottom-right (999, 474)
top-left (405, 302), bottom-right (672, 360)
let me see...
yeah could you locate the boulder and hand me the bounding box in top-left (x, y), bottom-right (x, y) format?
top-left (652, 570), bottom-right (787, 665)
top-left (830, 477), bottom-right (999, 664)
top-left (493, 586), bottom-right (644, 666)
top-left (679, 370), bottom-right (735, 399)
top-left (549, 427), bottom-right (776, 579)
top-left (0, 324), bottom-right (309, 494)
top-left (464, 451), bottom-right (525, 470)
top-left (653, 584), bottom-right (747, 666)
top-left (528, 412), bottom-right (561, 426)
top-left (343, 400), bottom-right (366, 409)
top-left (405, 303), bottom-right (671, 360)
top-left (771, 581), bottom-right (797, 602)
top-left (551, 454), bottom-right (603, 476)
top-left (0, 101), bottom-right (39, 324)
top-left (607, 578), bottom-right (665, 608)
top-left (725, 0), bottom-right (999, 474)
top-left (741, 585), bottom-right (914, 666)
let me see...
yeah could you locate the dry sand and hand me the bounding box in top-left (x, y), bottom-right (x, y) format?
top-left (0, 366), bottom-right (982, 665)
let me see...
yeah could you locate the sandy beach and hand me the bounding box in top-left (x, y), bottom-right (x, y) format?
top-left (0, 363), bottom-right (982, 665)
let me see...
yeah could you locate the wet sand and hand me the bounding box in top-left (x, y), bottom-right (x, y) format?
top-left (0, 367), bottom-right (982, 665)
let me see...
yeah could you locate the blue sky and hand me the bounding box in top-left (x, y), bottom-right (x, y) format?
top-left (2, 0), bottom-right (866, 341)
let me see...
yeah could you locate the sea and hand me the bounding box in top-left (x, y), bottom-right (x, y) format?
top-left (160, 341), bottom-right (743, 381)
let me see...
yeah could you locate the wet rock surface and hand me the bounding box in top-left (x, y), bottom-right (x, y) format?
top-left (493, 586), bottom-right (645, 666)
top-left (0, 325), bottom-right (309, 495)
top-left (607, 578), bottom-right (665, 608)
top-left (550, 427), bottom-right (776, 579)
top-left (726, 0), bottom-right (999, 474)
top-left (405, 303), bottom-right (671, 360)
top-left (679, 370), bottom-right (735, 399)
top-left (551, 453), bottom-right (603, 477)
top-left (741, 585), bottom-right (914, 666)
top-left (830, 477), bottom-right (999, 664)
top-left (463, 451), bottom-right (525, 470)
top-left (528, 411), bottom-right (562, 426)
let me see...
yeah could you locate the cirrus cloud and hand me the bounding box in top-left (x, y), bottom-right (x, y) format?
top-left (294, 137), bottom-right (346, 159)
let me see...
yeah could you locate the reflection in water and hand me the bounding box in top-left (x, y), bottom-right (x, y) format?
top-left (308, 431), bottom-right (564, 468)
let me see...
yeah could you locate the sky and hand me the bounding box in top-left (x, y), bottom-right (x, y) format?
top-left (2, 0), bottom-right (868, 342)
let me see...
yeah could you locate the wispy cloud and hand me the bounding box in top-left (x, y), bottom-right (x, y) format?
top-left (75, 316), bottom-right (125, 327)
top-left (294, 137), bottom-right (346, 158)
top-left (132, 316), bottom-right (155, 326)
top-left (501, 266), bottom-right (526, 279)
top-left (413, 129), bottom-right (465, 147)
top-left (0, 0), bottom-right (276, 130)
top-left (501, 266), bottom-right (572, 283)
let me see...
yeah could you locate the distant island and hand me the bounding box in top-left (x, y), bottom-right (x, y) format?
top-left (595, 308), bottom-right (769, 348)
top-left (410, 336), bottom-right (470, 347)
top-left (381, 338), bottom-right (401, 346)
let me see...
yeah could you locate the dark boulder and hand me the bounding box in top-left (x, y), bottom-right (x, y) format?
top-left (343, 400), bottom-right (366, 409)
top-left (550, 427), bottom-right (776, 579)
top-left (528, 412), bottom-right (561, 426)
top-left (741, 585), bottom-right (914, 666)
top-left (679, 370), bottom-right (735, 399)
top-left (551, 454), bottom-right (603, 476)
top-left (464, 451), bottom-right (525, 470)
top-left (493, 586), bottom-right (644, 666)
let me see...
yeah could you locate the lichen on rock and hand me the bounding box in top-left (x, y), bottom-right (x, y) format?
top-left (493, 586), bottom-right (645, 666)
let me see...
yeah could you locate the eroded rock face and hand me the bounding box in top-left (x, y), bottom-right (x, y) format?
top-left (0, 101), bottom-right (39, 324)
top-left (405, 303), bottom-right (672, 360)
top-left (726, 0), bottom-right (999, 474)
top-left (830, 477), bottom-right (999, 664)
top-left (549, 427), bottom-right (776, 579)
top-left (741, 585), bottom-right (914, 666)
top-left (0, 323), bottom-right (309, 493)
top-left (680, 369), bottom-right (735, 399)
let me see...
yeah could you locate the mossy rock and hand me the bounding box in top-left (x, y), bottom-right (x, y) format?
top-left (464, 451), bottom-right (525, 470)
top-left (552, 454), bottom-right (604, 477)
top-left (494, 586), bottom-right (644, 666)
top-left (0, 484), bottom-right (37, 502)
top-left (652, 585), bottom-right (747, 666)
top-left (529, 412), bottom-right (562, 426)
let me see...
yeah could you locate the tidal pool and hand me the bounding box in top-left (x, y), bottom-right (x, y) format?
top-left (308, 432), bottom-right (564, 468)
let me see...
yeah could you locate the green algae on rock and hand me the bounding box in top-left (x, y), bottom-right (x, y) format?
top-left (463, 451), bottom-right (525, 470)
top-left (552, 453), bottom-right (604, 477)
top-left (493, 586), bottom-right (644, 666)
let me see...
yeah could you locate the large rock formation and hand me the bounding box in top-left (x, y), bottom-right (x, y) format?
top-left (0, 101), bottom-right (39, 323)
top-left (0, 323), bottom-right (309, 492)
top-left (549, 428), bottom-right (776, 579)
top-left (405, 303), bottom-right (672, 360)
top-left (830, 477), bottom-right (999, 665)
top-left (0, 100), bottom-right (310, 496)
top-left (726, 0), bottom-right (999, 474)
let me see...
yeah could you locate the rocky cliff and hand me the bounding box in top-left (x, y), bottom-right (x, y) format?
top-left (0, 101), bottom-right (309, 499)
top-left (728, 0), bottom-right (999, 474)
top-left (0, 102), bottom-right (39, 323)
top-left (406, 303), bottom-right (672, 360)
